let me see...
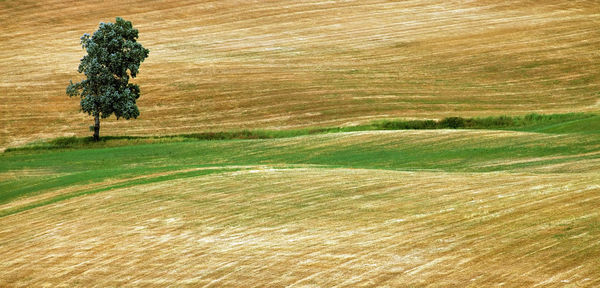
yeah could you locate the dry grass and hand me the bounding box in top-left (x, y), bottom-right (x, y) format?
top-left (0, 166), bottom-right (229, 214)
top-left (1, 168), bottom-right (599, 286)
top-left (2, 1), bottom-right (599, 285)
top-left (1, 0), bottom-right (599, 148)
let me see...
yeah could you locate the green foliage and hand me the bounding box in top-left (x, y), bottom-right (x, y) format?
top-left (373, 119), bottom-right (437, 130)
top-left (373, 113), bottom-right (596, 132)
top-left (465, 115), bottom-right (513, 128)
top-left (66, 17), bottom-right (149, 137)
top-left (439, 117), bottom-right (466, 128)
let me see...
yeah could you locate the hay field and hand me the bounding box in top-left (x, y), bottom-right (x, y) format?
top-left (1, 129), bottom-right (600, 286)
top-left (1, 0), bottom-right (599, 148)
top-left (1, 168), bottom-right (599, 286)
top-left (2, 0), bottom-right (600, 286)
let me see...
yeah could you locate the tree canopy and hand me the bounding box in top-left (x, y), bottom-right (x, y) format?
top-left (67, 17), bottom-right (149, 140)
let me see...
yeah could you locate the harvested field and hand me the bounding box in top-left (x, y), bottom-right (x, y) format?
top-left (2, 0), bottom-right (600, 286)
top-left (1, 168), bottom-right (599, 286)
top-left (1, 0), bottom-right (599, 148)
top-left (1, 128), bottom-right (599, 285)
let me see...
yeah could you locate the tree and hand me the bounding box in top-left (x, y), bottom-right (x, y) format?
top-left (67, 17), bottom-right (149, 141)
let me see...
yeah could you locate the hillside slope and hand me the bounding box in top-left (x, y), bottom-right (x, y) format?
top-left (1, 0), bottom-right (599, 148)
top-left (1, 127), bottom-right (599, 285)
top-left (2, 168), bottom-right (599, 286)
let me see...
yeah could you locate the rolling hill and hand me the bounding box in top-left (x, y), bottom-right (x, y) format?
top-left (1, 0), bottom-right (600, 286)
top-left (1, 127), bottom-right (600, 286)
top-left (1, 0), bottom-right (599, 149)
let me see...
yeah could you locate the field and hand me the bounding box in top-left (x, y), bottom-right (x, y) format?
top-left (1, 0), bottom-right (599, 149)
top-left (2, 122), bottom-right (600, 286)
top-left (1, 0), bottom-right (600, 287)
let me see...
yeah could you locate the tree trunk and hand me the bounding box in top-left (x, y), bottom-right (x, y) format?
top-left (93, 113), bottom-right (100, 141)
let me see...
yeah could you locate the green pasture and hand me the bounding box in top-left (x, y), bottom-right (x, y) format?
top-left (1, 113), bottom-right (599, 217)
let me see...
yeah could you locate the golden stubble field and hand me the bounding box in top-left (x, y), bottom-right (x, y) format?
top-left (1, 168), bottom-right (599, 286)
top-left (1, 2), bottom-right (600, 285)
top-left (1, 0), bottom-right (599, 149)
top-left (0, 127), bottom-right (599, 286)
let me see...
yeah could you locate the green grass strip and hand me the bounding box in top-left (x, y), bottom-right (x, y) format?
top-left (5, 112), bottom-right (597, 153)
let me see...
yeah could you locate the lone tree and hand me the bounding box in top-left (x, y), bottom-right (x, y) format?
top-left (67, 17), bottom-right (149, 141)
